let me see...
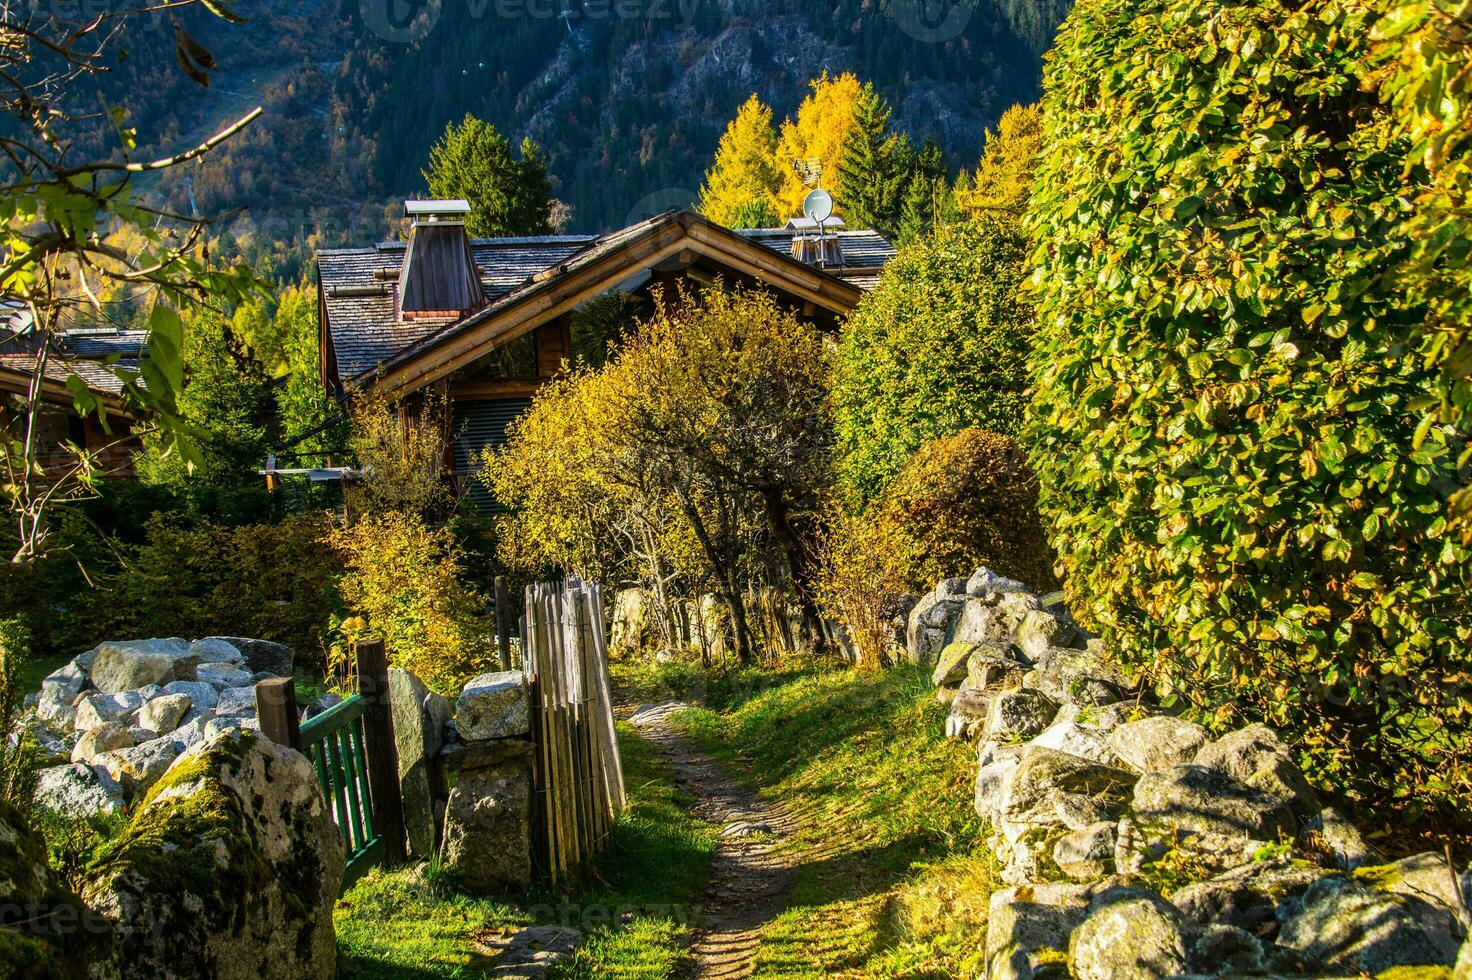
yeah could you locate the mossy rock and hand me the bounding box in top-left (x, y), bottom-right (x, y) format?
top-left (82, 731), bottom-right (345, 980)
top-left (0, 798), bottom-right (113, 978)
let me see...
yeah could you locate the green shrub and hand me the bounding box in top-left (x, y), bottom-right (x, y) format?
top-left (1376, 1), bottom-right (1472, 525)
top-left (85, 513), bottom-right (341, 668)
top-left (873, 429), bottom-right (1055, 595)
top-left (1026, 0), bottom-right (1471, 811)
top-left (833, 218), bottom-right (1033, 507)
top-left (0, 618), bottom-right (40, 811)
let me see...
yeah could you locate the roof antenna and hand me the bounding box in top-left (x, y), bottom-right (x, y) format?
top-left (791, 158), bottom-right (840, 268)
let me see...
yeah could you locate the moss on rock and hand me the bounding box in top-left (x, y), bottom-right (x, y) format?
top-left (0, 799), bottom-right (114, 978)
top-left (83, 730), bottom-right (344, 980)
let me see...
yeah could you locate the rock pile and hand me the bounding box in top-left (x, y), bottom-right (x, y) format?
top-left (23, 636), bottom-right (294, 816)
top-left (914, 570), bottom-right (1471, 979)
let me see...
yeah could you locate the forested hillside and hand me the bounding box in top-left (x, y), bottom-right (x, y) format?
top-left (104, 0), bottom-right (1068, 255)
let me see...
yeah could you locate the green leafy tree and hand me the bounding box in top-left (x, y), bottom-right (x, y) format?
top-left (833, 218), bottom-right (1033, 507)
top-left (698, 95), bottom-right (784, 227)
top-left (273, 286), bottom-right (343, 467)
top-left (1376, 2), bottom-right (1472, 530)
top-left (0, 3), bottom-right (263, 561)
top-left (732, 199), bottom-right (781, 229)
top-left (1026, 0), bottom-right (1471, 811)
top-left (872, 429), bottom-right (1056, 594)
top-left (611, 285), bottom-right (835, 661)
top-left (136, 309), bottom-right (274, 494)
top-left (423, 115), bottom-right (553, 238)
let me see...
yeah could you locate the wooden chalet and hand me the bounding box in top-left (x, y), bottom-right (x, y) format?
top-left (0, 315), bottom-right (143, 477)
top-left (314, 201), bottom-right (896, 501)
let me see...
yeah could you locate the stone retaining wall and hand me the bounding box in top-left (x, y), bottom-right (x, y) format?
top-left (917, 569), bottom-right (1472, 979)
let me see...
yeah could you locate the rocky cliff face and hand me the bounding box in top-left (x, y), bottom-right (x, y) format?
top-left (334, 0), bottom-right (1064, 230)
top-left (97, 1), bottom-right (1068, 259)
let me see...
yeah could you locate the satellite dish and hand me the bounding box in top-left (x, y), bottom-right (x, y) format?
top-left (803, 188), bottom-right (834, 224)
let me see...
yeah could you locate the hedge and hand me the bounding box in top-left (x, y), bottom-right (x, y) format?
top-left (1026, 0), bottom-right (1472, 811)
top-left (832, 217), bottom-right (1033, 507)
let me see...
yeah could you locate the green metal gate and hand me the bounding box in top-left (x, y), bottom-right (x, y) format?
top-left (299, 694), bottom-right (384, 890)
top-left (254, 639), bottom-right (405, 894)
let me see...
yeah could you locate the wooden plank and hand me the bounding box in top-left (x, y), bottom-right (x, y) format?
top-left (325, 730), bottom-right (365, 852)
top-left (567, 589), bottom-right (592, 860)
top-left (254, 677), bottom-right (301, 750)
top-left (448, 378), bottom-right (544, 400)
top-left (587, 583), bottom-right (627, 811)
top-left (348, 720), bottom-right (378, 843)
top-left (527, 672), bottom-right (548, 881)
top-left (357, 638), bottom-right (408, 864)
top-left (496, 575), bottom-right (514, 671)
top-left (300, 693), bottom-right (370, 742)
top-left (535, 314), bottom-right (573, 379)
top-left (575, 587), bottom-right (609, 845)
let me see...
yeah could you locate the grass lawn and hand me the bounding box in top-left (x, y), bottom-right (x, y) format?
top-left (335, 722), bottom-right (718, 978)
top-left (16, 647), bottom-right (70, 697)
top-left (671, 662), bottom-right (994, 978)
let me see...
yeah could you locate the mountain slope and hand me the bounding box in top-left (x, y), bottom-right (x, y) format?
top-left (335, 0), bottom-right (1067, 229)
top-left (115, 0), bottom-right (1069, 259)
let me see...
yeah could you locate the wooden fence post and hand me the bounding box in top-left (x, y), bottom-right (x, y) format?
top-left (356, 639), bottom-right (407, 864)
top-left (496, 575), bottom-right (514, 671)
top-left (255, 677), bottom-right (301, 750)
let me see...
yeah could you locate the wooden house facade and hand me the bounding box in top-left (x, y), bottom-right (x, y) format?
top-left (0, 320), bottom-right (144, 478)
top-left (315, 202), bottom-right (896, 500)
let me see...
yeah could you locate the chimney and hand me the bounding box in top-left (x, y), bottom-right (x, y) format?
top-left (398, 199), bottom-right (486, 320)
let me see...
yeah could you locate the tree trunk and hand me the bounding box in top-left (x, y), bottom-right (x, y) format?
top-left (673, 486), bottom-right (755, 664)
top-left (760, 487), bottom-right (828, 656)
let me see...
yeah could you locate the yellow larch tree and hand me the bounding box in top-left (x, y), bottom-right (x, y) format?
top-left (774, 71), bottom-right (864, 220)
top-left (957, 102), bottom-right (1042, 219)
top-left (698, 94), bottom-right (783, 227)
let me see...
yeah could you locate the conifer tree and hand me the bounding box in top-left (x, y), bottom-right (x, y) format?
top-left (698, 95), bottom-right (783, 227)
top-left (959, 103), bottom-right (1042, 218)
top-left (136, 310), bottom-right (275, 490)
top-left (423, 115), bottom-right (554, 237)
top-left (835, 84), bottom-right (907, 236)
top-left (774, 71), bottom-right (864, 220)
top-left (897, 139), bottom-right (951, 245)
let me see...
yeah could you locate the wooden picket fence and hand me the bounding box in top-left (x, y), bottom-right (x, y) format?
top-left (523, 580), bottom-right (626, 885)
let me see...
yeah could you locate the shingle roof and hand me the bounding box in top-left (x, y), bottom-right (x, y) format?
top-left (0, 354), bottom-right (136, 398)
top-left (318, 236), bottom-right (596, 381)
top-left (319, 210), bottom-right (896, 387)
top-left (0, 329), bottom-right (147, 398)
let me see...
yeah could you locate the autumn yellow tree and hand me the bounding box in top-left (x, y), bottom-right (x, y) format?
top-left (487, 361), bottom-right (703, 652)
top-left (698, 95), bottom-right (783, 227)
top-left (493, 284), bottom-right (833, 663)
top-left (774, 71), bottom-right (864, 219)
top-left (958, 102), bottom-right (1041, 218)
